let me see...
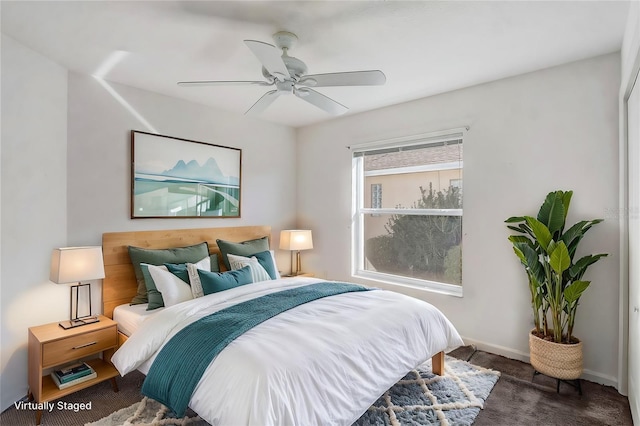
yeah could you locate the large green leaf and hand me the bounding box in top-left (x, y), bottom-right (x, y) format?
top-left (521, 243), bottom-right (545, 285)
top-left (561, 220), bottom-right (588, 249)
top-left (562, 191), bottom-right (573, 221)
top-left (564, 219), bottom-right (603, 258)
top-left (536, 191), bottom-right (556, 225)
top-left (564, 280), bottom-right (590, 303)
top-left (525, 216), bottom-right (552, 251)
top-left (569, 253), bottom-right (608, 280)
top-left (549, 241), bottom-right (571, 274)
top-left (537, 191), bottom-right (566, 235)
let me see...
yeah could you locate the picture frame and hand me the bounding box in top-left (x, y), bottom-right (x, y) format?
top-left (131, 131), bottom-right (241, 218)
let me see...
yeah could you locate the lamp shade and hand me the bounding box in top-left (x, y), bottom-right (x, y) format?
top-left (279, 230), bottom-right (313, 251)
top-left (50, 246), bottom-right (105, 284)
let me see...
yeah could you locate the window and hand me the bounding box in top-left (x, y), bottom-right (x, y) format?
top-left (352, 130), bottom-right (464, 296)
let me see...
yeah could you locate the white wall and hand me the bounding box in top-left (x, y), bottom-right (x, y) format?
top-left (622, 1), bottom-right (640, 90)
top-left (64, 74), bottom-right (297, 329)
top-left (297, 53), bottom-right (621, 386)
top-left (1, 35), bottom-right (69, 411)
top-left (0, 41), bottom-right (297, 412)
top-left (66, 73), bottom-right (298, 330)
top-left (67, 73), bottom-right (298, 245)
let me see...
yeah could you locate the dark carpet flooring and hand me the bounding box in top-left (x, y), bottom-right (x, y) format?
top-left (1, 346), bottom-right (633, 425)
top-left (449, 346), bottom-right (633, 426)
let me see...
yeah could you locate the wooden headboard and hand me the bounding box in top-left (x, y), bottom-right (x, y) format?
top-left (102, 226), bottom-right (272, 318)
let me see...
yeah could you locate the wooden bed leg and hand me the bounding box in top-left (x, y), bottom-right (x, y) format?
top-left (432, 351), bottom-right (445, 375)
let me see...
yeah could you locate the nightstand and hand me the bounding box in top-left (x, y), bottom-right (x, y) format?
top-left (282, 272), bottom-right (315, 278)
top-left (28, 315), bottom-right (119, 425)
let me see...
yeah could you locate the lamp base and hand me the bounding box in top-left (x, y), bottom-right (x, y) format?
top-left (59, 316), bottom-right (99, 330)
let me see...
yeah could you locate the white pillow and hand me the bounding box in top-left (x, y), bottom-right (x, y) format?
top-left (147, 265), bottom-right (193, 307)
top-left (147, 256), bottom-right (211, 306)
top-left (228, 253), bottom-right (271, 283)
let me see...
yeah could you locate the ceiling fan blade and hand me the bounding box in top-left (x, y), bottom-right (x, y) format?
top-left (177, 80), bottom-right (272, 87)
top-left (294, 88), bottom-right (348, 115)
top-left (298, 70), bottom-right (386, 87)
top-left (244, 40), bottom-right (290, 82)
top-left (245, 90), bottom-right (280, 115)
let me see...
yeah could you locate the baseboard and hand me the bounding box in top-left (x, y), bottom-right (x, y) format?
top-left (460, 336), bottom-right (619, 388)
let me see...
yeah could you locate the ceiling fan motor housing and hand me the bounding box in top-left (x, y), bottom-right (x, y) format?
top-left (262, 55), bottom-right (308, 81)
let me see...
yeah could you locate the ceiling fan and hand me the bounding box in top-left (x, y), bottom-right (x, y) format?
top-left (177, 31), bottom-right (386, 116)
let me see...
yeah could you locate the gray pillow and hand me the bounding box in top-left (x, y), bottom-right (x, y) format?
top-left (128, 242), bottom-right (210, 304)
top-left (216, 236), bottom-right (270, 270)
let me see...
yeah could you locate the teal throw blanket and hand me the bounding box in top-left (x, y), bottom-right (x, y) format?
top-left (141, 282), bottom-right (371, 416)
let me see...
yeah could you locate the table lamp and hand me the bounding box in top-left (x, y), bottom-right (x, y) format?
top-left (50, 246), bottom-right (105, 329)
top-left (279, 230), bottom-right (313, 276)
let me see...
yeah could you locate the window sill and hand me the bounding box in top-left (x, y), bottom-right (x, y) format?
top-left (353, 270), bottom-right (463, 297)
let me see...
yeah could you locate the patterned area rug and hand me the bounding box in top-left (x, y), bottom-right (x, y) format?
top-left (85, 397), bottom-right (207, 426)
top-left (86, 356), bottom-right (499, 426)
top-left (353, 356), bottom-right (500, 426)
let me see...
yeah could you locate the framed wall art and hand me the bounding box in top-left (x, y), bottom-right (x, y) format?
top-left (131, 131), bottom-right (241, 218)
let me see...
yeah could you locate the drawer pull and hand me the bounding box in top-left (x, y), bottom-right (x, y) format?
top-left (73, 341), bottom-right (97, 350)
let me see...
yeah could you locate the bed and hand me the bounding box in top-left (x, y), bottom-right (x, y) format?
top-left (103, 226), bottom-right (464, 425)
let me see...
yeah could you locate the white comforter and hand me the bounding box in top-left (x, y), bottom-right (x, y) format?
top-left (112, 277), bottom-right (464, 426)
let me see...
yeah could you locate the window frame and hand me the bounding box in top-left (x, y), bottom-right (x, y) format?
top-left (351, 128), bottom-right (466, 297)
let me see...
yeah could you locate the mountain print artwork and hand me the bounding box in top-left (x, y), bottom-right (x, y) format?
top-left (131, 131), bottom-right (241, 218)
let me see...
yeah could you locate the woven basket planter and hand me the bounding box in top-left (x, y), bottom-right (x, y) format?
top-left (529, 330), bottom-right (583, 380)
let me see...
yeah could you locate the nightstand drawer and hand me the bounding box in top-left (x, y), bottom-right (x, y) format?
top-left (42, 327), bottom-right (117, 367)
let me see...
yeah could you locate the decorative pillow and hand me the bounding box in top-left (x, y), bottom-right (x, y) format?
top-left (188, 265), bottom-right (253, 295)
top-left (268, 250), bottom-right (281, 279)
top-left (186, 264), bottom-right (205, 299)
top-left (140, 264), bottom-right (163, 310)
top-left (165, 254), bottom-right (220, 283)
top-left (216, 237), bottom-right (269, 270)
top-left (128, 242), bottom-right (209, 304)
top-left (142, 256), bottom-right (211, 310)
top-left (147, 265), bottom-right (194, 308)
top-left (257, 250), bottom-right (280, 279)
top-left (228, 254), bottom-right (271, 283)
top-left (227, 250), bottom-right (278, 280)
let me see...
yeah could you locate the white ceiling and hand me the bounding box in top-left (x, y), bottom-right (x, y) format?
top-left (1, 1), bottom-right (630, 128)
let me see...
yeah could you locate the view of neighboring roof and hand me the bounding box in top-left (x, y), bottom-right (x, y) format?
top-left (364, 141), bottom-right (463, 171)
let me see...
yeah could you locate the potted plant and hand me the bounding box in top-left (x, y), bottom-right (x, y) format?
top-left (505, 190), bottom-right (607, 381)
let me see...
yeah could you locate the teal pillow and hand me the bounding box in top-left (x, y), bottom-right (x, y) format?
top-left (197, 267), bottom-right (253, 295)
top-left (128, 242), bottom-right (209, 304)
top-left (165, 254), bottom-right (221, 283)
top-left (251, 251), bottom-right (278, 280)
top-left (216, 237), bottom-right (270, 270)
top-left (141, 264), bottom-right (164, 310)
